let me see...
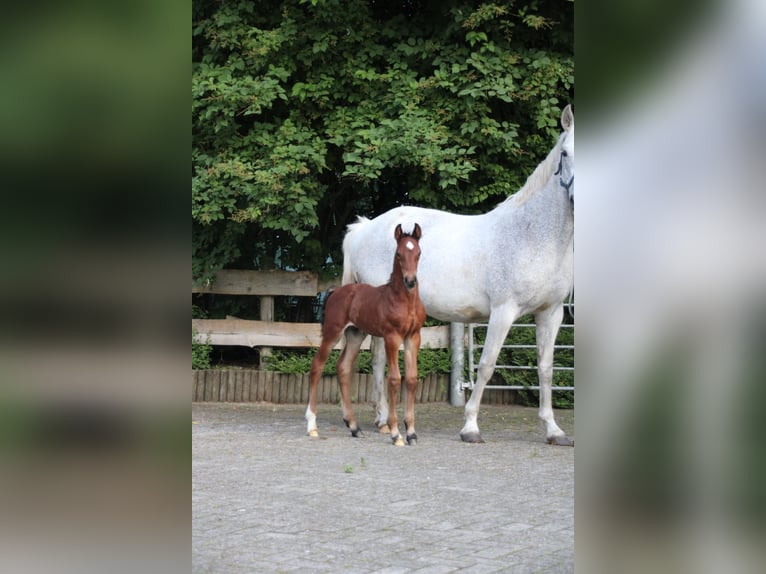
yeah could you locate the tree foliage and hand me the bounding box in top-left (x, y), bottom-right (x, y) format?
top-left (193, 0), bottom-right (573, 281)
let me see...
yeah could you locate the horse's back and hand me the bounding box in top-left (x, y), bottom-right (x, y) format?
top-left (343, 209), bottom-right (442, 285)
top-left (344, 207), bottom-right (483, 277)
top-left (343, 207), bottom-right (494, 319)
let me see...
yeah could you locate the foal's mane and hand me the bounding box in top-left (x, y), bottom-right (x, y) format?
top-left (501, 131), bottom-right (566, 208)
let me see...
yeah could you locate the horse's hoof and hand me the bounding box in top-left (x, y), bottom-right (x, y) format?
top-left (460, 432), bottom-right (485, 444)
top-left (351, 428), bottom-right (364, 438)
top-left (392, 436), bottom-right (405, 446)
top-left (378, 424), bottom-right (391, 434)
top-left (406, 434), bottom-right (417, 446)
top-left (308, 429), bottom-right (319, 438)
top-left (547, 435), bottom-right (574, 447)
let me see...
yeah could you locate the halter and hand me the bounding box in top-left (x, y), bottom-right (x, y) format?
top-left (555, 141), bottom-right (574, 320)
top-left (554, 149), bottom-right (574, 199)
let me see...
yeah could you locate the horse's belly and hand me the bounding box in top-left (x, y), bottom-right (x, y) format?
top-left (419, 287), bottom-right (491, 323)
top-left (431, 307), bottom-right (488, 323)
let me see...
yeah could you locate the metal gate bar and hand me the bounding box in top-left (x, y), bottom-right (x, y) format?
top-left (464, 318), bottom-right (574, 393)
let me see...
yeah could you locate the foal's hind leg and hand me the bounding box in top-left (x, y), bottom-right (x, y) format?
top-left (337, 327), bottom-right (367, 437)
top-left (307, 334), bottom-right (340, 437)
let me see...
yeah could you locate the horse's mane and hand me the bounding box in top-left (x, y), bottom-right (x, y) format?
top-left (502, 132), bottom-right (566, 208)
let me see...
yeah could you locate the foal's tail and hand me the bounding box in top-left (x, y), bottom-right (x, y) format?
top-left (317, 288), bottom-right (335, 326)
top-left (341, 216), bottom-right (370, 286)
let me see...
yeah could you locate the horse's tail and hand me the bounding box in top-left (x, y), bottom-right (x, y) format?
top-left (341, 216), bottom-right (370, 286)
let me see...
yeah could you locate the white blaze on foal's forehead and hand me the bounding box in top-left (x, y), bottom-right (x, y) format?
top-left (405, 240), bottom-right (414, 250)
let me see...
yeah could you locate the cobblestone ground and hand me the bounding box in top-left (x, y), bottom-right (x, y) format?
top-left (192, 402), bottom-right (574, 574)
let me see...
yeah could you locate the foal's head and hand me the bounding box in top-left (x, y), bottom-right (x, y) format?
top-left (393, 223), bottom-right (422, 291)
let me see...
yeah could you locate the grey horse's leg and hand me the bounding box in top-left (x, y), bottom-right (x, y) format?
top-left (460, 303), bottom-right (517, 443)
top-left (370, 337), bottom-right (390, 433)
top-left (535, 304), bottom-right (573, 446)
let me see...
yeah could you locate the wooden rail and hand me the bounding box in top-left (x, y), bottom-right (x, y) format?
top-left (192, 317), bottom-right (450, 350)
top-left (192, 269), bottom-right (320, 296)
top-left (192, 270), bottom-right (450, 353)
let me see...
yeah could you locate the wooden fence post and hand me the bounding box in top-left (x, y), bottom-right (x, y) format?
top-left (259, 295), bottom-right (274, 368)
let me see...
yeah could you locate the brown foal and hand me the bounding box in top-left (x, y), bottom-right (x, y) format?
top-left (305, 223), bottom-right (426, 445)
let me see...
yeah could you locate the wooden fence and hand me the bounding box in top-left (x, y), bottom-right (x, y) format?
top-left (193, 269), bottom-right (453, 404)
top-left (192, 370), bottom-right (451, 404)
top-left (192, 269), bottom-right (450, 352)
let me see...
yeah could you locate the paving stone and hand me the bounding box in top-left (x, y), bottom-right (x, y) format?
top-left (193, 402), bottom-right (573, 573)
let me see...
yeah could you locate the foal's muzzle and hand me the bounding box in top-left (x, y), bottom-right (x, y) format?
top-left (404, 276), bottom-right (418, 290)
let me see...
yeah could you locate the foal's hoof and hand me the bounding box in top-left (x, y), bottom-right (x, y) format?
top-left (460, 432), bottom-right (485, 444)
top-left (392, 436), bottom-right (405, 447)
top-left (308, 429), bottom-right (319, 438)
top-left (547, 435), bottom-right (574, 447)
top-left (378, 424), bottom-right (391, 434)
top-left (406, 433), bottom-right (417, 446)
top-left (350, 428), bottom-right (364, 438)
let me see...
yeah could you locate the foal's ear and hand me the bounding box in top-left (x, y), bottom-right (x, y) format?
top-left (394, 223), bottom-right (403, 240)
top-left (412, 223), bottom-right (422, 240)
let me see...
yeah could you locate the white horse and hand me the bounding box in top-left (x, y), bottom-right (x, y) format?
top-left (342, 105), bottom-right (574, 445)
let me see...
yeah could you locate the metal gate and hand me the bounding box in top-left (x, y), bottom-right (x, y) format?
top-left (462, 314), bottom-right (574, 393)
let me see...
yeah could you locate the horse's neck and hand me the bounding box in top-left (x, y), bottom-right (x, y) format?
top-left (496, 176), bottom-right (573, 246)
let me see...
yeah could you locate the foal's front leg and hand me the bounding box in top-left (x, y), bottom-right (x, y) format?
top-left (384, 336), bottom-right (405, 446)
top-left (403, 331), bottom-right (421, 445)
